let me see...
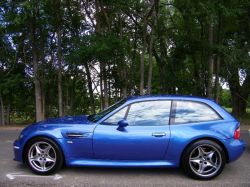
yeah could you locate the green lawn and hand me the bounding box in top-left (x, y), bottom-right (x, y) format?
top-left (223, 107), bottom-right (250, 123)
top-left (223, 107), bottom-right (232, 113)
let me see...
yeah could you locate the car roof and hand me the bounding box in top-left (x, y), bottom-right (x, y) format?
top-left (125, 94), bottom-right (215, 102)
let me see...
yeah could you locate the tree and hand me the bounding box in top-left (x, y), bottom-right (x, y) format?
top-left (53, 0), bottom-right (63, 117)
top-left (220, 0), bottom-right (250, 116)
top-left (1, 0), bottom-right (250, 126)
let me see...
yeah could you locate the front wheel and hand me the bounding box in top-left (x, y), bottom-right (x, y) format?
top-left (25, 137), bottom-right (64, 175)
top-left (182, 140), bottom-right (225, 180)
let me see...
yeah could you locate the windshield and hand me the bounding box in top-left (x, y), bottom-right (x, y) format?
top-left (88, 99), bottom-right (126, 123)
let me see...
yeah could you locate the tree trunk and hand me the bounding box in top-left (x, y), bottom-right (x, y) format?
top-left (29, 16), bottom-right (43, 122)
top-left (228, 68), bottom-right (250, 116)
top-left (231, 90), bottom-right (248, 117)
top-left (215, 55), bottom-right (221, 103)
top-left (147, 0), bottom-right (155, 95)
top-left (140, 1), bottom-right (159, 95)
top-left (54, 0), bottom-right (63, 117)
top-left (179, 8), bottom-right (202, 96)
top-left (140, 19), bottom-right (147, 95)
top-left (0, 90), bottom-right (5, 126)
top-left (207, 5), bottom-right (214, 98)
top-left (121, 69), bottom-right (127, 98)
top-left (103, 63), bottom-right (109, 108)
top-left (158, 40), bottom-right (167, 94)
top-left (119, 9), bottom-right (127, 98)
top-left (248, 6), bottom-right (250, 31)
top-left (6, 95), bottom-right (11, 125)
top-left (84, 62), bottom-right (96, 114)
top-left (99, 0), bottom-right (110, 31)
top-left (37, 9), bottom-right (45, 121)
top-left (215, 9), bottom-right (222, 103)
top-left (100, 62), bottom-right (104, 111)
top-left (70, 76), bottom-right (75, 116)
top-left (154, 7), bottom-right (167, 94)
top-left (95, 0), bottom-right (101, 33)
top-left (57, 24), bottom-right (63, 117)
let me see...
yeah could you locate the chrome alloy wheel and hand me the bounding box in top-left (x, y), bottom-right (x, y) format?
top-left (28, 141), bottom-right (56, 172)
top-left (189, 144), bottom-right (222, 177)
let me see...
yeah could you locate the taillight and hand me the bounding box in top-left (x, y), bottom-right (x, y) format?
top-left (234, 127), bottom-right (240, 139)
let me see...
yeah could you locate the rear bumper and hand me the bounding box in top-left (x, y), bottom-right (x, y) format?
top-left (224, 139), bottom-right (245, 163)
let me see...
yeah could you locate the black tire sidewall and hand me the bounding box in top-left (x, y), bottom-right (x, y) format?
top-left (182, 140), bottom-right (226, 180)
top-left (25, 137), bottom-right (64, 175)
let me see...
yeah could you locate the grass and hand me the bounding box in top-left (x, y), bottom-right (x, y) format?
top-left (223, 107), bottom-right (232, 113)
top-left (223, 107), bottom-right (250, 123)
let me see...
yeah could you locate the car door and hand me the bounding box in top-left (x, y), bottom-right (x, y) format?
top-left (93, 100), bottom-right (171, 160)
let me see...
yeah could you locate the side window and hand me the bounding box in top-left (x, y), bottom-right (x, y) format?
top-left (102, 106), bottom-right (128, 125)
top-left (172, 101), bottom-right (222, 124)
top-left (126, 101), bottom-right (171, 126)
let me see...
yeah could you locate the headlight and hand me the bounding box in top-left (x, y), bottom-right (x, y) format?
top-left (17, 133), bottom-right (23, 141)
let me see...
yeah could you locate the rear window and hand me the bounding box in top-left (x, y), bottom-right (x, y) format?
top-left (171, 100), bottom-right (222, 124)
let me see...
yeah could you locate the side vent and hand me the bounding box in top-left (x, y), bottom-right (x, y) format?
top-left (66, 133), bottom-right (84, 138)
top-left (62, 132), bottom-right (93, 138)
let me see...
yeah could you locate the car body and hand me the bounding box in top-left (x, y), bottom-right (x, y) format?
top-left (13, 95), bottom-right (245, 180)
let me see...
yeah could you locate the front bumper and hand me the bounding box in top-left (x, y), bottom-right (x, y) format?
top-left (13, 140), bottom-right (24, 162)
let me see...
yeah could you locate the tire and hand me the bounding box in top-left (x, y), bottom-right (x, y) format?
top-left (182, 140), bottom-right (225, 180)
top-left (25, 137), bottom-right (64, 175)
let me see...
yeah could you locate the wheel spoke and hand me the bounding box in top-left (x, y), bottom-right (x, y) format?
top-left (206, 150), bottom-right (219, 169)
top-left (190, 158), bottom-right (202, 164)
top-left (30, 155), bottom-right (40, 162)
top-left (189, 143), bottom-right (222, 177)
top-left (46, 155), bottom-right (56, 163)
top-left (39, 159), bottom-right (46, 170)
top-left (28, 141), bottom-right (57, 172)
top-left (43, 145), bottom-right (52, 155)
top-left (34, 144), bottom-right (42, 155)
top-left (196, 146), bottom-right (204, 157)
top-left (206, 160), bottom-right (219, 169)
top-left (197, 162), bottom-right (206, 173)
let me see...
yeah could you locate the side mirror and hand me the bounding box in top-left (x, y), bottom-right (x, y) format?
top-left (117, 119), bottom-right (128, 131)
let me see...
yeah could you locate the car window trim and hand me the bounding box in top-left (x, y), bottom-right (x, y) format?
top-left (101, 100), bottom-right (172, 126)
top-left (170, 100), bottom-right (223, 125)
top-left (170, 100), bottom-right (176, 125)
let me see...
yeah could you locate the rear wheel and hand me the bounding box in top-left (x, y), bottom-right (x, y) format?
top-left (182, 140), bottom-right (225, 180)
top-left (25, 137), bottom-right (64, 175)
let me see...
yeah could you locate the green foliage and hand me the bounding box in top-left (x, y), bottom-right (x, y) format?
top-left (1, 0), bottom-right (250, 125)
top-left (219, 89), bottom-right (232, 108)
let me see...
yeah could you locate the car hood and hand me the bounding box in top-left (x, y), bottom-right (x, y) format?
top-left (37, 115), bottom-right (93, 125)
top-left (19, 115), bottom-right (96, 142)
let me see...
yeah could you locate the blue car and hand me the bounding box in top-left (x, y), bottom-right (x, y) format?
top-left (13, 95), bottom-right (245, 180)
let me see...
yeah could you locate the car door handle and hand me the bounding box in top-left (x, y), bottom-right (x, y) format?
top-left (152, 132), bottom-right (166, 137)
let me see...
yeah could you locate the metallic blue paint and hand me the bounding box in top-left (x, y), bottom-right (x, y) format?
top-left (93, 125), bottom-right (170, 160)
top-left (13, 95), bottom-right (245, 174)
top-left (67, 159), bottom-right (178, 167)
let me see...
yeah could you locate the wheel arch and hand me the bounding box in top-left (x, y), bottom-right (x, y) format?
top-left (180, 137), bottom-right (229, 167)
top-left (22, 135), bottom-right (65, 164)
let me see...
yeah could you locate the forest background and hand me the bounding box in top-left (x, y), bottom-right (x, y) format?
top-left (0, 0), bottom-right (250, 126)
